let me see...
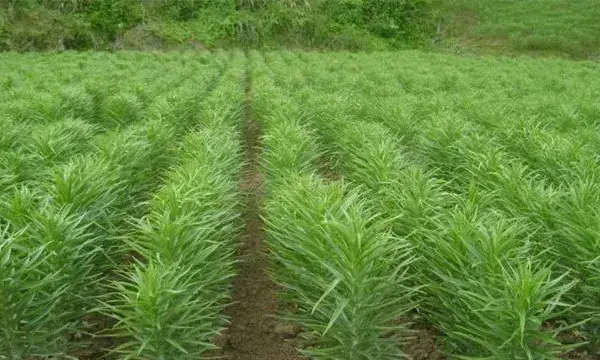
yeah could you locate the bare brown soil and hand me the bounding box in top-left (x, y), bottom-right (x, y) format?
top-left (69, 315), bottom-right (116, 360)
top-left (208, 68), bottom-right (303, 360)
top-left (559, 331), bottom-right (600, 360)
top-left (563, 351), bottom-right (600, 360)
top-left (316, 154), bottom-right (343, 183)
top-left (403, 322), bottom-right (445, 360)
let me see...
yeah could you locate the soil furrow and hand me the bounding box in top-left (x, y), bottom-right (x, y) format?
top-left (210, 57), bottom-right (303, 360)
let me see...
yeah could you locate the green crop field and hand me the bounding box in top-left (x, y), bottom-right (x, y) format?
top-left (1, 50), bottom-right (600, 359)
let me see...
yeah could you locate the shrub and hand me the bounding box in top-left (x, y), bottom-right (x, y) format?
top-left (363, 0), bottom-right (434, 39)
top-left (161, 0), bottom-right (200, 21)
top-left (85, 0), bottom-right (141, 41)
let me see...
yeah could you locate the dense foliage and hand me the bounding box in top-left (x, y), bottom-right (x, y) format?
top-left (254, 51), bottom-right (600, 358)
top-left (0, 0), bottom-right (434, 51)
top-left (0, 51), bottom-right (244, 358)
top-left (1, 50), bottom-right (600, 358)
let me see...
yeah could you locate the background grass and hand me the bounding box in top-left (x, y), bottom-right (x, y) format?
top-left (436, 0), bottom-right (600, 59)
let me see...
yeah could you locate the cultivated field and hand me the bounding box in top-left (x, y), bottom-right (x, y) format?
top-left (1, 50), bottom-right (600, 359)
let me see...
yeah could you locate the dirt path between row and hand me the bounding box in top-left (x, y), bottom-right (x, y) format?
top-left (209, 62), bottom-right (303, 360)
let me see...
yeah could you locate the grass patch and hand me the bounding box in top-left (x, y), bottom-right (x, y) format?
top-left (436, 0), bottom-right (600, 58)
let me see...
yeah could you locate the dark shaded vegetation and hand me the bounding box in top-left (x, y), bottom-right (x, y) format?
top-left (0, 0), bottom-right (435, 51)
